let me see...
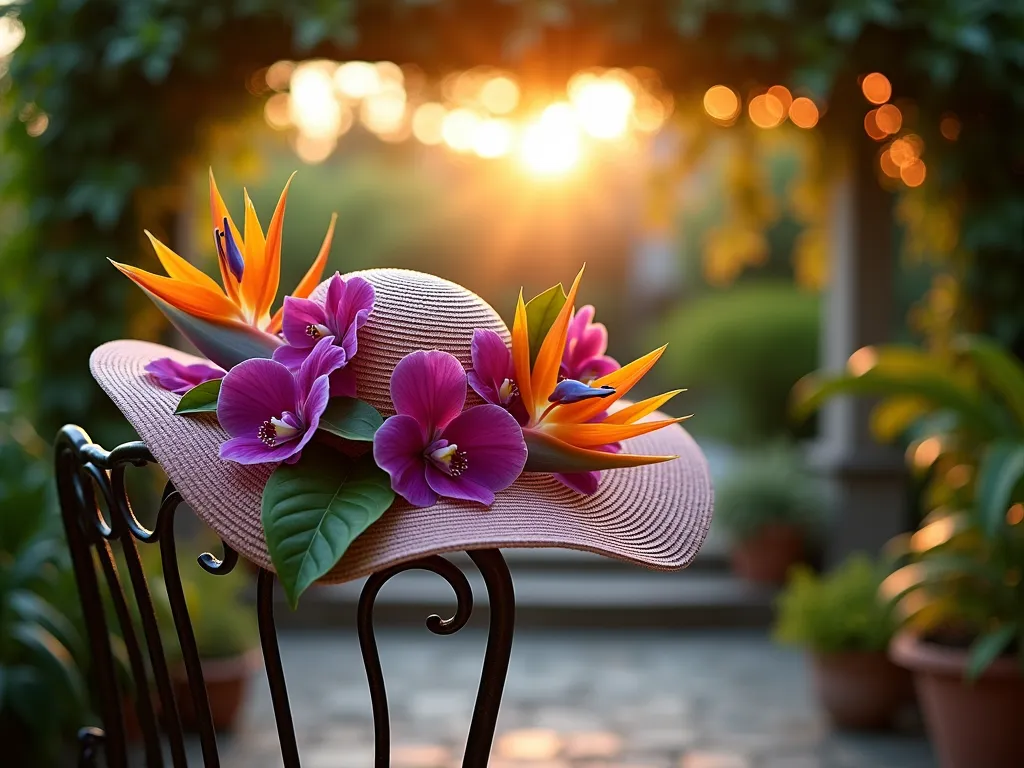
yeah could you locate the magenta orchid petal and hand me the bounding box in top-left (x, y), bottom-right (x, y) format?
top-left (390, 350), bottom-right (467, 435)
top-left (468, 329), bottom-right (514, 404)
top-left (373, 413), bottom-right (438, 507)
top-left (325, 275), bottom-right (375, 360)
top-left (439, 405), bottom-right (527, 494)
top-left (553, 471), bottom-right (601, 495)
top-left (329, 367), bottom-right (359, 398)
top-left (295, 375), bottom-right (331, 450)
top-left (424, 465), bottom-right (495, 506)
top-left (279, 296), bottom-right (327, 350)
top-left (271, 342), bottom-right (314, 370)
top-left (219, 436), bottom-right (303, 465)
top-left (561, 304), bottom-right (620, 383)
top-left (296, 335), bottom-right (347, 393)
top-left (217, 359), bottom-right (297, 437)
top-left (145, 357), bottom-right (224, 395)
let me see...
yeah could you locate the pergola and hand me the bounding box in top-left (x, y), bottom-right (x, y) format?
top-left (4, 0), bottom-right (1023, 558)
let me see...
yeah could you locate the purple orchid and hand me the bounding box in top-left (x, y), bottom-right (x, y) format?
top-left (217, 336), bottom-right (346, 465)
top-left (145, 357), bottom-right (224, 395)
top-left (373, 350), bottom-right (527, 507)
top-left (272, 272), bottom-right (375, 396)
top-left (468, 329), bottom-right (518, 406)
top-left (561, 305), bottom-right (619, 383)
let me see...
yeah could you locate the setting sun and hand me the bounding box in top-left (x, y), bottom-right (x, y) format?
top-left (519, 103), bottom-right (582, 176)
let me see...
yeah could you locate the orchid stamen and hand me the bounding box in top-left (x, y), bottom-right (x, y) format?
top-left (498, 377), bottom-right (519, 405)
top-left (426, 441), bottom-right (469, 477)
top-left (304, 322), bottom-right (331, 340)
top-left (258, 415), bottom-right (300, 447)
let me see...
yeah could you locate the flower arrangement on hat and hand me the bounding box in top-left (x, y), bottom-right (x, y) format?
top-left (111, 172), bottom-right (689, 606)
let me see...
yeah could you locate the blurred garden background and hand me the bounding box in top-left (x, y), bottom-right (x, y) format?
top-left (2, 1), bottom-right (1024, 766)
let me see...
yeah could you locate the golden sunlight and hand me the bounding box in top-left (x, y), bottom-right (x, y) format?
top-left (473, 118), bottom-right (515, 159)
top-left (519, 103), bottom-right (582, 176)
top-left (569, 71), bottom-right (636, 140)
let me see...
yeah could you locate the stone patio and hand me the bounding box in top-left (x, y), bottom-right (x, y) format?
top-left (188, 629), bottom-right (935, 768)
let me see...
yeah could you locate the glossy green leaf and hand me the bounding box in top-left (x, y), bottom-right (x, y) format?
top-left (976, 441), bottom-right (1024, 537)
top-left (174, 378), bottom-right (222, 415)
top-left (262, 444), bottom-right (394, 609)
top-left (317, 397), bottom-right (383, 442)
top-left (525, 284), bottom-right (567, 367)
top-left (956, 334), bottom-right (1024, 431)
top-left (967, 624), bottom-right (1017, 681)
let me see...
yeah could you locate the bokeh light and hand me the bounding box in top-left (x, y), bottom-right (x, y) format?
top-left (263, 93), bottom-right (291, 130)
top-left (875, 103), bottom-right (902, 135)
top-left (479, 76), bottom-right (520, 114)
top-left (767, 85), bottom-right (793, 114)
top-left (26, 113), bottom-right (49, 138)
top-left (569, 72), bottom-right (636, 140)
top-left (788, 97), bottom-right (819, 129)
top-left (703, 85), bottom-right (740, 123)
top-left (861, 72), bottom-right (892, 104)
top-left (0, 15), bottom-right (25, 58)
top-left (940, 114), bottom-right (961, 141)
top-left (864, 109), bottom-right (887, 141)
top-left (412, 102), bottom-right (447, 145)
top-left (1008, 504), bottom-right (1024, 526)
top-left (290, 64), bottom-right (344, 139)
top-left (633, 92), bottom-right (669, 132)
top-left (294, 134), bottom-right (337, 164)
top-left (748, 93), bottom-right (785, 129)
top-left (879, 147), bottom-right (902, 178)
top-left (334, 61), bottom-right (381, 99)
top-left (520, 103), bottom-right (582, 176)
top-left (473, 119), bottom-right (515, 159)
top-left (360, 86), bottom-right (406, 135)
top-left (889, 137), bottom-right (919, 167)
top-left (900, 158), bottom-right (927, 187)
top-left (441, 108), bottom-right (483, 153)
top-left (265, 60), bottom-right (295, 91)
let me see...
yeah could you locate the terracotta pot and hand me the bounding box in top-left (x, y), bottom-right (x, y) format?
top-left (172, 650), bottom-right (260, 732)
top-left (810, 650), bottom-right (914, 730)
top-left (729, 523), bottom-right (805, 584)
top-left (890, 632), bottom-right (1024, 768)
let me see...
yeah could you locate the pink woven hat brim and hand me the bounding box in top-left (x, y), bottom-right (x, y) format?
top-left (88, 269), bottom-right (713, 583)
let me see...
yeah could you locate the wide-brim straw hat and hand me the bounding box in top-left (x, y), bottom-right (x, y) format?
top-left (90, 269), bottom-right (713, 583)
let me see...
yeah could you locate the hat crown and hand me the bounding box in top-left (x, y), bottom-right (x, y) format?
top-left (315, 269), bottom-right (509, 417)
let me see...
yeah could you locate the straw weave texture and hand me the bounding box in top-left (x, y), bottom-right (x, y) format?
top-left (89, 269), bottom-right (713, 583)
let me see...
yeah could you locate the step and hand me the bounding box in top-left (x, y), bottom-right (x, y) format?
top-left (274, 553), bottom-right (775, 631)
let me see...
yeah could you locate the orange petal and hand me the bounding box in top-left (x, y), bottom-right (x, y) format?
top-left (110, 260), bottom-right (242, 323)
top-left (269, 213), bottom-right (336, 334)
top-left (531, 265), bottom-right (585, 403)
top-left (512, 290), bottom-right (536, 417)
top-left (144, 231), bottom-right (225, 295)
top-left (554, 345), bottom-right (668, 424)
top-left (542, 417), bottom-right (687, 448)
top-left (209, 169), bottom-right (242, 302)
top-left (523, 429), bottom-right (676, 473)
top-left (239, 189), bottom-right (268, 322)
top-left (259, 173), bottom-right (295, 319)
top-left (604, 390), bottom-right (685, 425)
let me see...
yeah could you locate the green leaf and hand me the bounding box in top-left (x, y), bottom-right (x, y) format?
top-left (174, 378), bottom-right (222, 415)
top-left (956, 334), bottom-right (1024, 431)
top-left (262, 445), bottom-right (394, 608)
top-left (967, 624), bottom-right (1017, 681)
top-left (975, 441), bottom-right (1024, 537)
top-left (317, 398), bottom-right (383, 442)
top-left (525, 284), bottom-right (568, 367)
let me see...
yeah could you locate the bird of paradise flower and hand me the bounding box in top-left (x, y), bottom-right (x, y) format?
top-left (110, 171), bottom-right (336, 369)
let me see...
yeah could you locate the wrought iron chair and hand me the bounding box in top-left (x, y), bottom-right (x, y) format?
top-left (55, 424), bottom-right (515, 768)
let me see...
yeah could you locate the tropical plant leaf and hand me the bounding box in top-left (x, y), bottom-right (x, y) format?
top-left (523, 429), bottom-right (675, 473)
top-left (262, 444), bottom-right (394, 608)
top-left (525, 283), bottom-right (568, 367)
top-left (975, 441), bottom-right (1024, 537)
top-left (870, 396), bottom-right (932, 442)
top-left (317, 397), bottom-right (383, 442)
top-left (174, 378), bottom-right (222, 415)
top-left (154, 294), bottom-right (281, 369)
top-left (967, 623), bottom-right (1017, 680)
top-left (10, 622), bottom-right (87, 710)
top-left (956, 334), bottom-right (1024, 432)
top-left (10, 590), bottom-right (84, 660)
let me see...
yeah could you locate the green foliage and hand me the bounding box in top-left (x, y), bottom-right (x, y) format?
top-left (714, 442), bottom-right (826, 542)
top-left (180, 567), bottom-right (258, 661)
top-left (774, 555), bottom-right (899, 654)
top-left (798, 334), bottom-right (1024, 676)
top-left (0, 414), bottom-right (87, 764)
top-left (655, 283), bottom-right (819, 444)
top-left (262, 445), bottom-right (394, 608)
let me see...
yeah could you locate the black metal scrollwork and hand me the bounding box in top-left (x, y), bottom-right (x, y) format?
top-left (54, 424), bottom-right (517, 767)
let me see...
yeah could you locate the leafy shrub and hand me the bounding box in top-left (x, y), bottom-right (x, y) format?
top-left (774, 555), bottom-right (899, 654)
top-left (653, 282), bottom-right (819, 444)
top-left (714, 442), bottom-right (826, 542)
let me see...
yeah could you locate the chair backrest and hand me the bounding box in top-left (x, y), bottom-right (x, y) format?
top-left (54, 424), bottom-right (515, 768)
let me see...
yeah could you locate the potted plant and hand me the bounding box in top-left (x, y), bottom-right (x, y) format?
top-left (797, 334), bottom-right (1024, 768)
top-left (774, 555), bottom-right (912, 729)
top-left (168, 565), bottom-right (260, 732)
top-left (714, 443), bottom-right (825, 584)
